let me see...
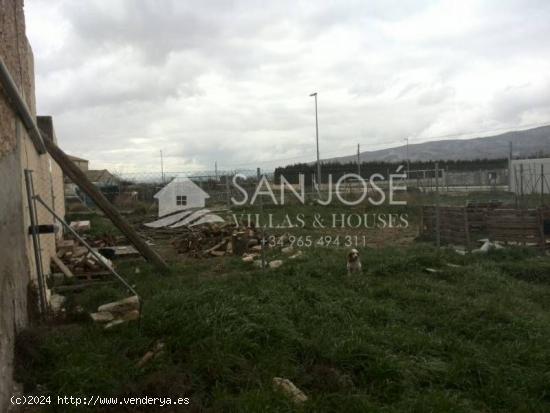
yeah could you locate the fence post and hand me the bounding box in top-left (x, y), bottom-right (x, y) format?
top-left (23, 170), bottom-right (48, 317)
top-left (520, 164), bottom-right (524, 208)
top-left (541, 164), bottom-right (544, 206)
top-left (225, 172), bottom-right (231, 209)
top-left (435, 162), bottom-right (440, 249)
top-left (513, 165), bottom-right (518, 208)
top-left (257, 168), bottom-right (266, 270)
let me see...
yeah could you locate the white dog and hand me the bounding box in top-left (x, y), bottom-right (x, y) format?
top-left (346, 248), bottom-right (362, 275)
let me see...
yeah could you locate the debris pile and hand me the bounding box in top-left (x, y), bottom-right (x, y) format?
top-left (52, 220), bottom-right (137, 280)
top-left (53, 238), bottom-right (113, 278)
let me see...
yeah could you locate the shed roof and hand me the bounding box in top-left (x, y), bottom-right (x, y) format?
top-left (154, 177), bottom-right (210, 199)
top-left (85, 169), bottom-right (115, 183)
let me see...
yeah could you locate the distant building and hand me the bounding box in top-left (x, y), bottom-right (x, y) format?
top-left (85, 169), bottom-right (118, 186)
top-left (63, 157), bottom-right (119, 205)
top-left (154, 177), bottom-right (210, 217)
top-left (67, 154), bottom-right (89, 172)
top-left (66, 155), bottom-right (119, 186)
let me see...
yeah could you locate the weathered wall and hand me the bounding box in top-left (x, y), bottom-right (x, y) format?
top-left (0, 1), bottom-right (65, 409)
top-left (0, 0), bottom-right (35, 408)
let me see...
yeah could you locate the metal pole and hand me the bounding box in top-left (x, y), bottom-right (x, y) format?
top-left (541, 164), bottom-right (544, 206)
top-left (225, 172), bottom-right (231, 208)
top-left (514, 165), bottom-right (519, 208)
top-left (24, 170), bottom-right (48, 317)
top-left (357, 143), bottom-right (361, 177)
top-left (508, 141), bottom-right (517, 191)
top-left (310, 92), bottom-right (321, 192)
top-left (520, 163), bottom-right (524, 208)
top-left (405, 138), bottom-right (410, 179)
top-left (0, 57), bottom-right (46, 153)
top-left (160, 150), bottom-right (164, 184)
top-left (257, 168), bottom-right (266, 270)
top-left (435, 162), bottom-right (440, 249)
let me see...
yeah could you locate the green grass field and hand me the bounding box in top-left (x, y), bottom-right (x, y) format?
top-left (17, 239), bottom-right (550, 412)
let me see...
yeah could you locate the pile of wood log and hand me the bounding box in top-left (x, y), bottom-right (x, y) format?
top-left (140, 222), bottom-right (272, 258)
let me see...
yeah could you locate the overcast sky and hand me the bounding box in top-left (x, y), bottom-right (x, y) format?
top-left (26, 0), bottom-right (550, 173)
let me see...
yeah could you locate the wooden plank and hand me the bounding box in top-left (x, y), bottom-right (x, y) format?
top-left (53, 280), bottom-right (116, 293)
top-left (51, 255), bottom-right (74, 278)
top-left (538, 209), bottom-right (546, 252)
top-left (42, 136), bottom-right (168, 272)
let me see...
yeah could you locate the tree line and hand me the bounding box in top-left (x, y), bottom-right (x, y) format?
top-left (274, 158), bottom-right (508, 184)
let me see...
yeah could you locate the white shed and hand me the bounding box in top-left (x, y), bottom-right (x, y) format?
top-left (154, 177), bottom-right (210, 217)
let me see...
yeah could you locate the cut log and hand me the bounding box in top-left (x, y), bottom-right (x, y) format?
top-left (272, 377), bottom-right (308, 404)
top-left (51, 255), bottom-right (74, 278)
top-left (69, 220), bottom-right (91, 232)
top-left (205, 240), bottom-right (228, 254)
top-left (97, 295), bottom-right (140, 315)
top-left (90, 311), bottom-right (114, 323)
top-left (210, 250), bottom-right (226, 257)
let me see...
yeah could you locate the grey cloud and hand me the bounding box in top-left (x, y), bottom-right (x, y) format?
top-left (491, 81), bottom-right (550, 123)
top-left (417, 85), bottom-right (455, 106)
top-left (25, 0), bottom-right (550, 171)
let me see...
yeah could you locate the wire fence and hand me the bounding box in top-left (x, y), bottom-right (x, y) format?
top-left (60, 161), bottom-right (550, 215)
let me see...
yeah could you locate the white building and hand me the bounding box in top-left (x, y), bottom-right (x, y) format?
top-left (154, 177), bottom-right (210, 217)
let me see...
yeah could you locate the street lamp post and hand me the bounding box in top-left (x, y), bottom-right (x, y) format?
top-left (310, 92), bottom-right (321, 190)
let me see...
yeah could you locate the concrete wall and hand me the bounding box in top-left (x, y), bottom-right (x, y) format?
top-left (445, 169), bottom-right (508, 187)
top-left (0, 1), bottom-right (65, 409)
top-left (407, 169), bottom-right (508, 191)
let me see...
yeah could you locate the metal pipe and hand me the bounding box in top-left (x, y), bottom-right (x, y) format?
top-left (357, 143), bottom-right (361, 176)
top-left (435, 162), bottom-right (440, 249)
top-left (257, 168), bottom-right (266, 270)
top-left (24, 170), bottom-right (48, 316)
top-left (0, 56), bottom-right (46, 154)
top-left (310, 92), bottom-right (321, 192)
top-left (541, 164), bottom-right (544, 205)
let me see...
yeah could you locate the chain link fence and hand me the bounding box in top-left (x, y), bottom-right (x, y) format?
top-left (59, 161), bottom-right (550, 215)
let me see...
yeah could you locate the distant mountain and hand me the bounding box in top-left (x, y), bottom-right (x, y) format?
top-left (324, 125), bottom-right (550, 164)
